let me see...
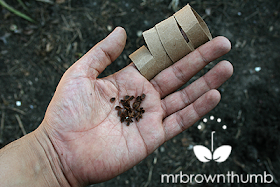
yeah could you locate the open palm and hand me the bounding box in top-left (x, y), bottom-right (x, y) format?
top-left (38, 27), bottom-right (233, 186)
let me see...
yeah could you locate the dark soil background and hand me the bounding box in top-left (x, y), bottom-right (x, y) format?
top-left (0, 0), bottom-right (279, 186)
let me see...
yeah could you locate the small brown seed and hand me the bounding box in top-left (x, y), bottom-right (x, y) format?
top-left (136, 96), bottom-right (141, 102)
top-left (128, 96), bottom-right (135, 101)
top-left (141, 94), bottom-right (146, 100)
top-left (118, 110), bottom-right (122, 116)
top-left (110, 98), bottom-right (116, 103)
top-left (133, 102), bottom-right (140, 109)
top-left (115, 106), bottom-right (122, 110)
top-left (124, 106), bottom-right (130, 110)
top-left (130, 111), bottom-right (135, 117)
top-left (124, 95), bottom-right (130, 100)
top-left (122, 101), bottom-right (129, 107)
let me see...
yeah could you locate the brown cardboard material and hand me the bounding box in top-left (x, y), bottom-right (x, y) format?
top-left (129, 4), bottom-right (212, 80)
top-left (129, 46), bottom-right (159, 80)
top-left (174, 4), bottom-right (212, 48)
top-left (155, 16), bottom-right (194, 63)
top-left (143, 27), bottom-right (173, 70)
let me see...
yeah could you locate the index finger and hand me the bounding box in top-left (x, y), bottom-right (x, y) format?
top-left (150, 36), bottom-right (231, 98)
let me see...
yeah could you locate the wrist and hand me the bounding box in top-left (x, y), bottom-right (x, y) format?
top-left (0, 126), bottom-right (70, 187)
top-left (33, 126), bottom-right (72, 187)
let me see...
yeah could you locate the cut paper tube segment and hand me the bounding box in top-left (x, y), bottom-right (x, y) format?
top-left (129, 46), bottom-right (159, 80)
top-left (129, 4), bottom-right (212, 80)
top-left (143, 27), bottom-right (173, 70)
top-left (155, 16), bottom-right (194, 63)
top-left (174, 4), bottom-right (212, 48)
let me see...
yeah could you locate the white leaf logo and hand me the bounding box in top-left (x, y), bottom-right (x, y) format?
top-left (213, 145), bottom-right (232, 162)
top-left (193, 145), bottom-right (212, 162)
top-left (193, 131), bottom-right (232, 163)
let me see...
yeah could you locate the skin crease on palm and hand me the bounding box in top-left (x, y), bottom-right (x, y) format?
top-left (35, 27), bottom-right (233, 186)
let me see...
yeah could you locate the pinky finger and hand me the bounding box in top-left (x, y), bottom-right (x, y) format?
top-left (163, 89), bottom-right (221, 141)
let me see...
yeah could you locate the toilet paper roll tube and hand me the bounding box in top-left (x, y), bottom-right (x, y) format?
top-left (174, 4), bottom-right (212, 48)
top-left (143, 27), bottom-right (173, 70)
top-left (155, 16), bottom-right (194, 63)
top-left (129, 46), bottom-right (159, 80)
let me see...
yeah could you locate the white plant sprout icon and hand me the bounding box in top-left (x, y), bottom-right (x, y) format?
top-left (194, 123), bottom-right (232, 163)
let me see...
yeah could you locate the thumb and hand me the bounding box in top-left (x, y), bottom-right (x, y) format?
top-left (70, 27), bottom-right (127, 79)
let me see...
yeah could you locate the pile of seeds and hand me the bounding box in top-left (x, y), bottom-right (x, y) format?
top-left (110, 94), bottom-right (146, 126)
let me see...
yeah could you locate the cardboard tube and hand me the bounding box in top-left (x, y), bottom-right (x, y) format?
top-left (174, 4), bottom-right (212, 48)
top-left (143, 27), bottom-right (173, 70)
top-left (129, 4), bottom-right (212, 80)
top-left (155, 16), bottom-right (194, 63)
top-left (129, 46), bottom-right (159, 80)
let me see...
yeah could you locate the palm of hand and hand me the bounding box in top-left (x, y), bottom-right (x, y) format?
top-left (44, 64), bottom-right (166, 184)
top-left (39, 27), bottom-right (232, 185)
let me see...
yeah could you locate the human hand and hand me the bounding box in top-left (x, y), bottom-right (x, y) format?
top-left (35, 27), bottom-right (233, 186)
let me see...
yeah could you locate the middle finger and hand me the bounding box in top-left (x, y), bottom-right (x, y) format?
top-left (161, 60), bottom-right (233, 118)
